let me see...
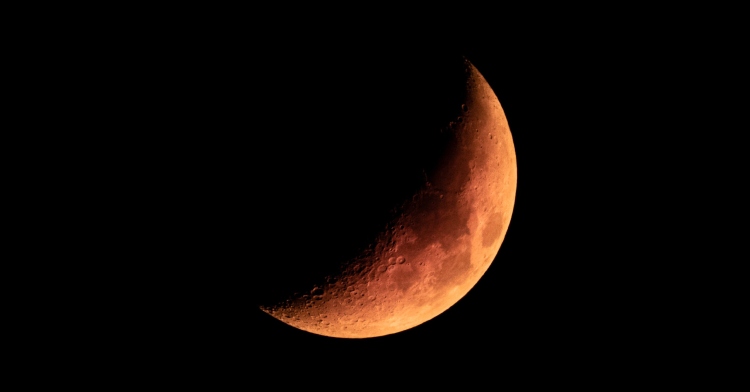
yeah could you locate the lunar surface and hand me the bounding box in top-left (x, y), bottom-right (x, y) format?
top-left (260, 58), bottom-right (517, 338)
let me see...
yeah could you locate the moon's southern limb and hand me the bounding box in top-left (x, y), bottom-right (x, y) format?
top-left (260, 58), bottom-right (517, 338)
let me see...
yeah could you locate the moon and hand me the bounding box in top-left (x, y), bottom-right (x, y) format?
top-left (260, 58), bottom-right (517, 338)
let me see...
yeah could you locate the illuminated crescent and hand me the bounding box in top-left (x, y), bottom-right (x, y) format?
top-left (261, 59), bottom-right (517, 338)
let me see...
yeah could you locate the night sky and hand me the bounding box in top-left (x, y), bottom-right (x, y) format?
top-left (107, 22), bottom-right (655, 376)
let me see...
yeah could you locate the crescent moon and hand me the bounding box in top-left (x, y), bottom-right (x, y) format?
top-left (260, 58), bottom-right (517, 338)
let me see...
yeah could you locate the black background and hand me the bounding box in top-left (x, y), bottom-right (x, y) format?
top-left (22, 4), bottom-right (737, 385)
top-left (66, 14), bottom-right (689, 379)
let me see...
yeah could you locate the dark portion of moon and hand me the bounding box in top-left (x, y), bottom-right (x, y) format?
top-left (257, 54), bottom-right (516, 338)
top-left (255, 53), bottom-right (471, 304)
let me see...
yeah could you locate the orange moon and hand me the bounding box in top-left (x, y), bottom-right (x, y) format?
top-left (260, 58), bottom-right (517, 338)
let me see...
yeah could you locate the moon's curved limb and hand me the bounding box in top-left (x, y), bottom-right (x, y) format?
top-left (260, 59), bottom-right (517, 338)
